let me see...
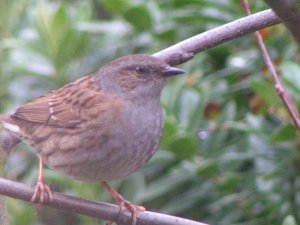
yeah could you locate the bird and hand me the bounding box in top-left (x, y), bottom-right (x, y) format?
top-left (0, 54), bottom-right (185, 224)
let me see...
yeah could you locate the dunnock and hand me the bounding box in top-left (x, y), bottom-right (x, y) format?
top-left (0, 54), bottom-right (185, 224)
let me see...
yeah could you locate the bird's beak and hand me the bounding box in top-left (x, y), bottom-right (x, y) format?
top-left (162, 66), bottom-right (185, 77)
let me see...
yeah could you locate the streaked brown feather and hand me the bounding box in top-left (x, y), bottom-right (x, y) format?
top-left (11, 75), bottom-right (105, 128)
top-left (12, 94), bottom-right (55, 123)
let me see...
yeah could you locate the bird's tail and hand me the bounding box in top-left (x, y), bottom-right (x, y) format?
top-left (0, 115), bottom-right (13, 123)
top-left (0, 115), bottom-right (21, 152)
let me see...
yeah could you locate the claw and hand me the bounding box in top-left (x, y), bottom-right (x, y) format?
top-left (101, 181), bottom-right (145, 225)
top-left (31, 180), bottom-right (53, 203)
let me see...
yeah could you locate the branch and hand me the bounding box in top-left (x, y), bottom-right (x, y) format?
top-left (0, 177), bottom-right (208, 225)
top-left (242, 0), bottom-right (300, 132)
top-left (264, 0), bottom-right (300, 45)
top-left (154, 9), bottom-right (281, 65)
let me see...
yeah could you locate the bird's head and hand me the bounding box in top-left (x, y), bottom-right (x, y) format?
top-left (97, 54), bottom-right (185, 100)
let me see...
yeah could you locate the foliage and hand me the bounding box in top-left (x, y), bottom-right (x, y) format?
top-left (0, 0), bottom-right (299, 225)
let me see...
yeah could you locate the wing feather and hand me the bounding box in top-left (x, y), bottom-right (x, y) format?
top-left (12, 76), bottom-right (104, 128)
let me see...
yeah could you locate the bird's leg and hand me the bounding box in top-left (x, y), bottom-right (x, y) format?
top-left (31, 156), bottom-right (53, 203)
top-left (101, 181), bottom-right (145, 225)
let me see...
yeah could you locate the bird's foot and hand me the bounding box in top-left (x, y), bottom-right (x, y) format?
top-left (117, 196), bottom-right (145, 225)
top-left (106, 198), bottom-right (145, 225)
top-left (102, 181), bottom-right (145, 225)
top-left (31, 180), bottom-right (53, 204)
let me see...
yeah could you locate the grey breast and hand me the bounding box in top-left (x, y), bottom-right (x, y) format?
top-left (99, 100), bottom-right (164, 181)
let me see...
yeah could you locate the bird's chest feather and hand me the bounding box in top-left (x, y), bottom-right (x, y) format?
top-left (93, 102), bottom-right (165, 180)
top-left (121, 102), bottom-right (164, 153)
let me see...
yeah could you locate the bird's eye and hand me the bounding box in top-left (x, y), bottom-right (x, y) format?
top-left (135, 66), bottom-right (148, 74)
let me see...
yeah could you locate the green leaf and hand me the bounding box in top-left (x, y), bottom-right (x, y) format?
top-left (217, 174), bottom-right (241, 192)
top-left (170, 136), bottom-right (198, 159)
top-left (124, 6), bottom-right (153, 31)
top-left (280, 61), bottom-right (300, 94)
top-left (160, 117), bottom-right (178, 148)
top-left (250, 80), bottom-right (281, 106)
top-left (140, 174), bottom-right (190, 202)
top-left (7, 198), bottom-right (36, 225)
top-left (271, 124), bottom-right (297, 143)
top-left (51, 5), bottom-right (69, 43)
top-left (155, 29), bottom-right (177, 42)
top-left (219, 101), bottom-right (236, 122)
top-left (162, 182), bottom-right (213, 214)
top-left (178, 89), bottom-right (201, 128)
top-left (100, 0), bottom-right (131, 14)
top-left (197, 159), bottom-right (219, 177)
top-left (36, 2), bottom-right (54, 55)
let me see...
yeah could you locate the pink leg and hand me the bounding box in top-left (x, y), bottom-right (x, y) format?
top-left (31, 156), bottom-right (53, 203)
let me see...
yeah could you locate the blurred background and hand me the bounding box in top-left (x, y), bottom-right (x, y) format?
top-left (1, 0), bottom-right (300, 225)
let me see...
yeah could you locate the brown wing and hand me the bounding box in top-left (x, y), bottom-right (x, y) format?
top-left (12, 76), bottom-right (102, 128)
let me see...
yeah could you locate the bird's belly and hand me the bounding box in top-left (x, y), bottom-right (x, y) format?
top-left (39, 108), bottom-right (164, 182)
top-left (48, 131), bottom-right (160, 182)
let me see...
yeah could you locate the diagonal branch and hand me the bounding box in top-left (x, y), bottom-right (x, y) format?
top-left (0, 177), bottom-right (208, 225)
top-left (154, 9), bottom-right (280, 65)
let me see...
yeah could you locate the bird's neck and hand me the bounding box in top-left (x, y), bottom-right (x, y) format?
top-left (131, 95), bottom-right (161, 108)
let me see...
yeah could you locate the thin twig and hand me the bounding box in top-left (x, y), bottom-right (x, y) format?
top-left (241, 0), bottom-right (300, 132)
top-left (0, 177), bottom-right (208, 225)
